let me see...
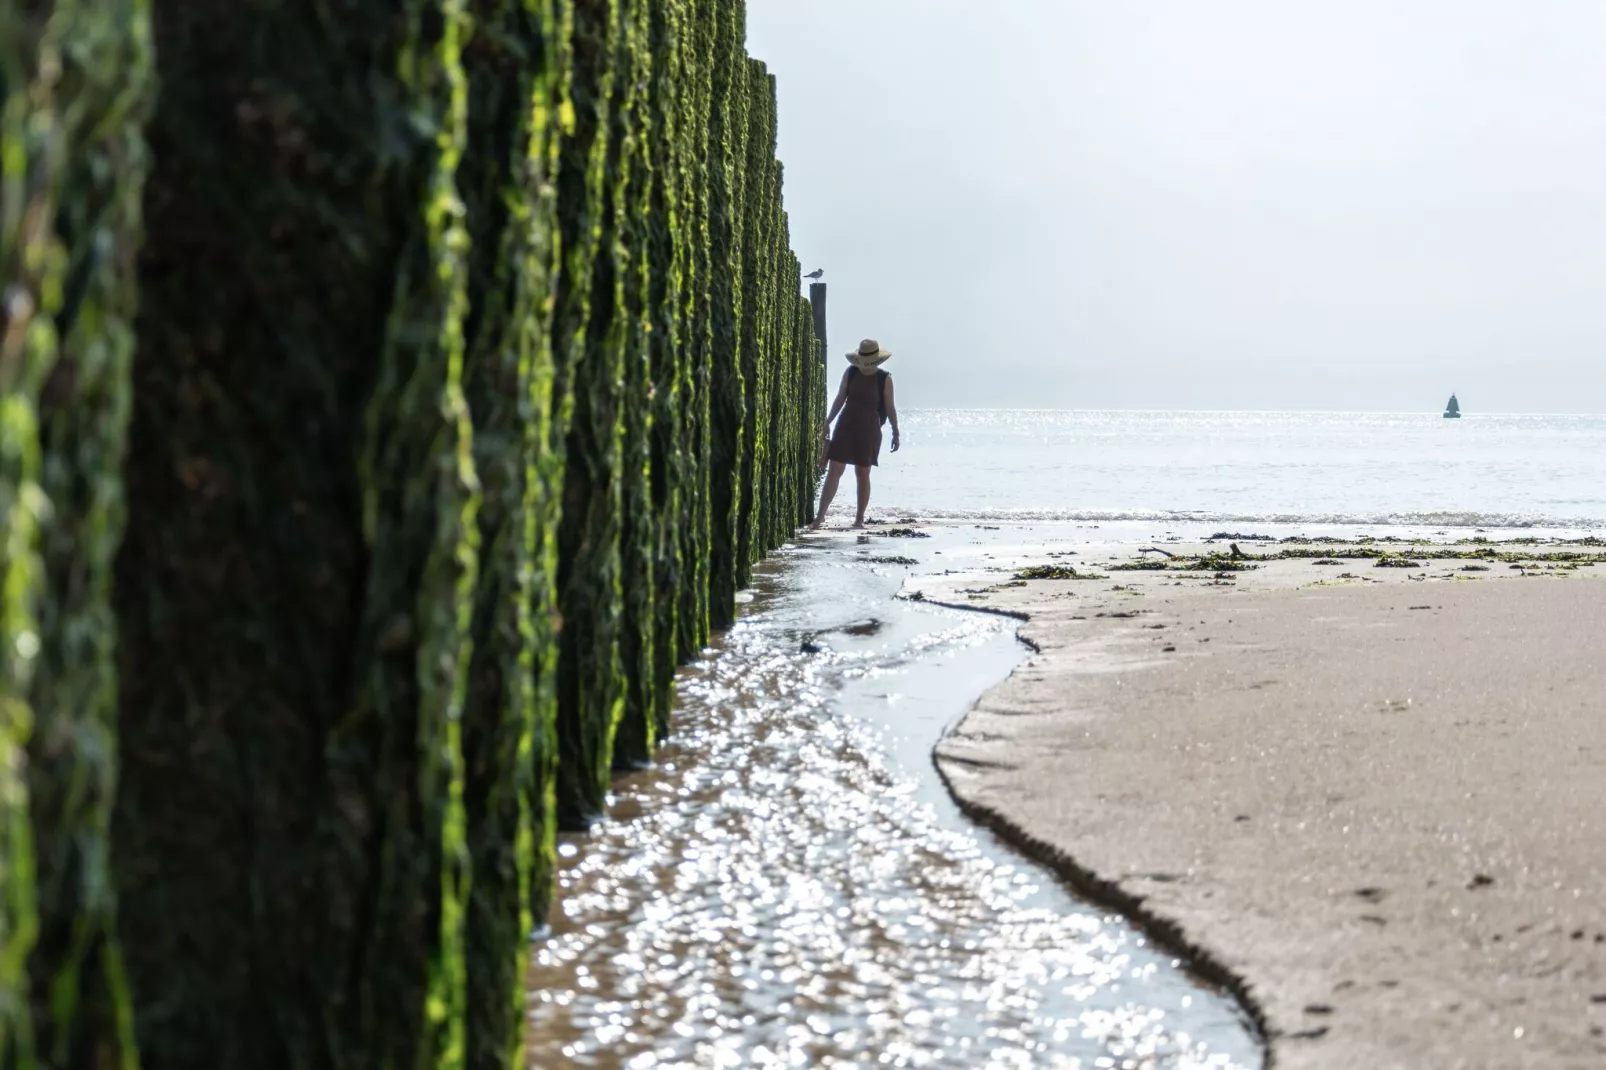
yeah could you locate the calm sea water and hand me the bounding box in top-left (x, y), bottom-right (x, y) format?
top-left (875, 410), bottom-right (1606, 533)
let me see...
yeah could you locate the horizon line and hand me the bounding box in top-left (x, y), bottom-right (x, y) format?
top-left (898, 406), bottom-right (1606, 417)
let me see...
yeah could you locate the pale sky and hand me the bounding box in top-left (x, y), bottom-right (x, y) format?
top-left (746, 1), bottom-right (1606, 412)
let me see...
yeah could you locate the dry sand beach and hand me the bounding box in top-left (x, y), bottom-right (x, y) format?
top-left (907, 530), bottom-right (1606, 1070)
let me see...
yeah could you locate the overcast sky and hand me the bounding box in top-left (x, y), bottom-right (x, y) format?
top-left (746, 1), bottom-right (1606, 412)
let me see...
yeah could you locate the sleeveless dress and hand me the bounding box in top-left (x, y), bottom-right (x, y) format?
top-left (826, 368), bottom-right (885, 467)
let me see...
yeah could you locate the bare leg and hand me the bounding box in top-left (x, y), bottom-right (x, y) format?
top-left (812, 461), bottom-right (847, 528)
top-left (852, 465), bottom-right (873, 527)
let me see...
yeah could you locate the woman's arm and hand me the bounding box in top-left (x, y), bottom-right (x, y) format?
top-left (822, 370), bottom-right (850, 438)
top-left (885, 376), bottom-right (900, 452)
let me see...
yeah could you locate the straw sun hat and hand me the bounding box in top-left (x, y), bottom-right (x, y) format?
top-left (846, 338), bottom-right (892, 369)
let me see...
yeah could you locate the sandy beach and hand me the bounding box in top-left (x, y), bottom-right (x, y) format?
top-left (909, 532), bottom-right (1606, 1069)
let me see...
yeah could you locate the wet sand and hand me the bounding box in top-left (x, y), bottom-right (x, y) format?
top-left (916, 537), bottom-right (1606, 1069)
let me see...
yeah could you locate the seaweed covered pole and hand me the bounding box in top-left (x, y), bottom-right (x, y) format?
top-left (612, 0), bottom-right (659, 773)
top-left (703, 0), bottom-right (751, 631)
top-left (0, 1), bottom-right (153, 1062)
top-left (456, 0), bottom-right (570, 1063)
top-left (797, 289), bottom-right (825, 527)
top-left (733, 60), bottom-right (775, 589)
top-left (111, 0), bottom-right (483, 1064)
top-left (644, 0), bottom-right (692, 745)
top-left (676, 0), bottom-right (718, 660)
top-left (552, 0), bottom-right (628, 828)
top-left (5, 0), bottom-right (823, 1065)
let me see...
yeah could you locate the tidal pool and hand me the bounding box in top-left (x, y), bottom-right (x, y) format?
top-left (525, 525), bottom-right (1262, 1069)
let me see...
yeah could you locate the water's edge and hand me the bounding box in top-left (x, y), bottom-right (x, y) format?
top-left (933, 753), bottom-right (1274, 1065)
top-left (916, 587), bottom-right (1272, 1066)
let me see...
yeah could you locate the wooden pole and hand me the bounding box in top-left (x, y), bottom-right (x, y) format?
top-left (809, 281), bottom-right (828, 363)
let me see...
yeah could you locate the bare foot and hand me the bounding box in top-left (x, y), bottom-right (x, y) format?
top-left (851, 520), bottom-right (866, 530)
top-left (808, 519), bottom-right (823, 531)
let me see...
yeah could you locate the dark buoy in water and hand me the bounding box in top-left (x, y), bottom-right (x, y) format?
top-left (1443, 393), bottom-right (1462, 419)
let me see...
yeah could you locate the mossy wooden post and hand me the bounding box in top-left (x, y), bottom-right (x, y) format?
top-left (786, 249), bottom-right (802, 542)
top-left (705, 0), bottom-right (749, 631)
top-left (780, 267), bottom-right (798, 533)
top-left (0, 1), bottom-right (153, 1063)
top-left (765, 238), bottom-right (795, 550)
top-left (612, 0), bottom-right (659, 773)
top-left (760, 106), bottom-right (784, 555)
top-left (753, 188), bottom-right (780, 556)
top-left (456, 1), bottom-right (571, 1064)
top-left (645, 0), bottom-right (690, 744)
top-left (792, 295), bottom-right (808, 525)
top-left (734, 59), bottom-right (774, 585)
top-left (806, 281), bottom-right (827, 521)
top-left (797, 296), bottom-right (822, 526)
top-left (676, 0), bottom-right (717, 659)
top-left (788, 255), bottom-right (808, 531)
top-left (763, 197), bottom-right (792, 552)
top-left (770, 251), bottom-right (792, 544)
top-left (553, 0), bottom-right (627, 828)
top-left (114, 2), bottom-right (480, 1065)
top-left (546, 0), bottom-right (617, 825)
top-left (356, 9), bottom-right (483, 1063)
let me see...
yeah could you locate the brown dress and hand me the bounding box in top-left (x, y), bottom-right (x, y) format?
top-left (826, 368), bottom-right (885, 467)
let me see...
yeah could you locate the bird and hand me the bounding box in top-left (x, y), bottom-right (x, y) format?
top-left (804, 268), bottom-right (824, 281)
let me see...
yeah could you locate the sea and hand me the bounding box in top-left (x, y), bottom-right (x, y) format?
top-left (875, 410), bottom-right (1606, 536)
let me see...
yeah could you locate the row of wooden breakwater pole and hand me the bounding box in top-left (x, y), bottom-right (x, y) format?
top-left (1, 1), bottom-right (826, 1067)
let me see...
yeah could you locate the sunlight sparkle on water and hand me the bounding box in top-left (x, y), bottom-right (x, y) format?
top-left (526, 540), bottom-right (1254, 1069)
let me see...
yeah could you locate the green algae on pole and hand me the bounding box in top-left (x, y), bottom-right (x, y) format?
top-left (554, 0), bottom-right (629, 827)
top-left (794, 294), bottom-right (820, 528)
top-left (114, 1), bottom-right (481, 1064)
top-left (456, 0), bottom-right (570, 1062)
top-left (704, 0), bottom-right (751, 631)
top-left (644, 0), bottom-right (692, 747)
top-left (734, 61), bottom-right (780, 587)
top-left (614, 0), bottom-right (661, 772)
top-left (0, 1), bottom-right (153, 1061)
top-left (676, 0), bottom-right (718, 660)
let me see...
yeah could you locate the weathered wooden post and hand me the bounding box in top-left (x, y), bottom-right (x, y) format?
top-left (810, 281), bottom-right (828, 364)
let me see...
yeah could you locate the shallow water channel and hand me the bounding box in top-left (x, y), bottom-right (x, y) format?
top-left (525, 527), bottom-right (1261, 1069)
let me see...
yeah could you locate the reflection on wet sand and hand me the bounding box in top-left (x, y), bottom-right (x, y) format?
top-left (526, 533), bottom-right (1259, 1069)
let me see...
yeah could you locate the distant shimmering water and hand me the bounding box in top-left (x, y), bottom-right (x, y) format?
top-left (524, 529), bottom-right (1259, 1069)
top-left (875, 410), bottom-right (1606, 534)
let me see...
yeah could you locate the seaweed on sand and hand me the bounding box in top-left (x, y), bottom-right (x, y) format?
top-left (1015, 565), bottom-right (1107, 581)
top-left (1110, 553), bottom-right (1257, 573)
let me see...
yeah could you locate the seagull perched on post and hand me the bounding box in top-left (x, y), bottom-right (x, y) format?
top-left (804, 268), bottom-right (824, 281)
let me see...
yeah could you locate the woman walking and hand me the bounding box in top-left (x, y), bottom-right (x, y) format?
top-left (812, 338), bottom-right (900, 529)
